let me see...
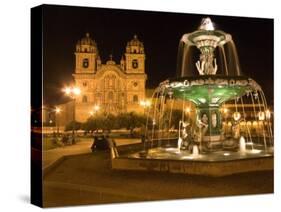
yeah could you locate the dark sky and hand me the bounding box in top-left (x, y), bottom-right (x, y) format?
top-left (42, 4), bottom-right (273, 105)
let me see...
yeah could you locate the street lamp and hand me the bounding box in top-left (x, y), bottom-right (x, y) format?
top-left (140, 100), bottom-right (151, 115)
top-left (55, 106), bottom-right (61, 134)
top-left (89, 104), bottom-right (100, 117)
top-left (63, 86), bottom-right (81, 144)
top-left (93, 104), bottom-right (100, 112)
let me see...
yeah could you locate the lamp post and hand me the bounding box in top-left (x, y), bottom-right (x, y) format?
top-left (63, 86), bottom-right (81, 144)
top-left (55, 107), bottom-right (61, 134)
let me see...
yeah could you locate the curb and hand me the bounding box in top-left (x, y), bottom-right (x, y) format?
top-left (43, 152), bottom-right (92, 178)
top-left (43, 156), bottom-right (67, 178)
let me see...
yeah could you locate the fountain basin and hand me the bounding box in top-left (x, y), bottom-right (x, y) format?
top-left (111, 143), bottom-right (273, 177)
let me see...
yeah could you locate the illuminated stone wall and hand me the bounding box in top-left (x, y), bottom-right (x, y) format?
top-left (72, 34), bottom-right (147, 122)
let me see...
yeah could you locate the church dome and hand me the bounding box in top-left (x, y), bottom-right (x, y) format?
top-left (80, 33), bottom-right (96, 45)
top-left (76, 33), bottom-right (98, 53)
top-left (126, 34), bottom-right (144, 54)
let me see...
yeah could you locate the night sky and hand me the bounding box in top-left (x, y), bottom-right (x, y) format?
top-left (42, 4), bottom-right (273, 106)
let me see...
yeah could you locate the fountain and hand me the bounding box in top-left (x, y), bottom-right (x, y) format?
top-left (111, 17), bottom-right (274, 176)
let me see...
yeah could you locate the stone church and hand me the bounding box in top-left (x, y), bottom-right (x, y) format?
top-left (72, 33), bottom-right (147, 122)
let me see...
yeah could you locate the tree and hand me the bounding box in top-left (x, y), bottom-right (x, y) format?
top-left (65, 121), bottom-right (82, 132)
top-left (116, 112), bottom-right (147, 136)
top-left (81, 117), bottom-right (98, 134)
top-left (99, 114), bottom-right (117, 132)
top-left (82, 114), bottom-right (118, 133)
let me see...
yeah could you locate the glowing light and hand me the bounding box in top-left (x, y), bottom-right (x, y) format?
top-left (185, 107), bottom-right (191, 113)
top-left (93, 105), bottom-right (100, 112)
top-left (265, 109), bottom-right (271, 120)
top-left (55, 107), bottom-right (61, 114)
top-left (139, 100), bottom-right (151, 108)
top-left (247, 149), bottom-right (262, 154)
top-left (223, 108), bottom-right (228, 114)
top-left (63, 87), bottom-right (71, 95)
top-left (63, 86), bottom-right (81, 97)
top-left (73, 87), bottom-right (81, 95)
top-left (233, 112), bottom-right (241, 121)
top-left (181, 156), bottom-right (194, 160)
top-left (223, 152), bottom-right (230, 156)
top-left (258, 111), bottom-right (265, 121)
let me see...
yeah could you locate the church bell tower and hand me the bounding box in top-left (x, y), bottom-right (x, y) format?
top-left (74, 33), bottom-right (99, 73)
top-left (124, 34), bottom-right (145, 73)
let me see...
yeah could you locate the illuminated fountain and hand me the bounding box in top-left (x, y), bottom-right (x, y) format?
top-left (144, 17), bottom-right (273, 154)
top-left (111, 18), bottom-right (274, 176)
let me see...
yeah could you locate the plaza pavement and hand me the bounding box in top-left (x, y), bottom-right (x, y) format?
top-left (43, 138), bottom-right (141, 169)
top-left (43, 151), bottom-right (273, 207)
top-left (42, 137), bottom-right (273, 207)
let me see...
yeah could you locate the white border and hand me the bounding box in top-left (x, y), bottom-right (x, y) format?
top-left (0, 0), bottom-right (280, 211)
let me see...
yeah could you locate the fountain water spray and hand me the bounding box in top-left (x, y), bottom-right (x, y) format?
top-left (239, 136), bottom-right (246, 154)
top-left (192, 145), bottom-right (199, 157)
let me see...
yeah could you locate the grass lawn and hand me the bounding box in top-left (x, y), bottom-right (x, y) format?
top-left (43, 136), bottom-right (61, 151)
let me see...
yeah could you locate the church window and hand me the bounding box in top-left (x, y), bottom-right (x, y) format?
top-left (95, 93), bottom-right (101, 103)
top-left (133, 81), bottom-right (138, 87)
top-left (108, 92), bottom-right (114, 102)
top-left (132, 59), bottom-right (138, 69)
top-left (82, 95), bottom-right (88, 103)
top-left (105, 75), bottom-right (116, 89)
top-left (109, 77), bottom-right (115, 88)
top-left (133, 95), bottom-right (138, 103)
top-left (82, 58), bottom-right (89, 68)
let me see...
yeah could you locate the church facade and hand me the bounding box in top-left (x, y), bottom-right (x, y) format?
top-left (73, 33), bottom-right (147, 122)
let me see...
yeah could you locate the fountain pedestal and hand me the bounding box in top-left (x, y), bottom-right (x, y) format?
top-left (196, 106), bottom-right (224, 150)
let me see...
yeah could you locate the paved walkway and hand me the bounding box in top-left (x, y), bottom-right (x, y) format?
top-left (43, 140), bottom-right (92, 169)
top-left (43, 138), bottom-right (141, 169)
